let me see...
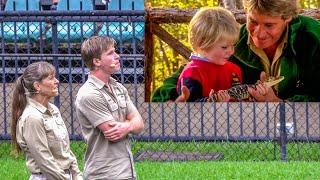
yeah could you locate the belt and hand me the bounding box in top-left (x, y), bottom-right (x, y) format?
top-left (32, 169), bottom-right (71, 175)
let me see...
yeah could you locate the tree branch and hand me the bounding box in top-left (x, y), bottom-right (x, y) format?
top-left (151, 23), bottom-right (192, 60)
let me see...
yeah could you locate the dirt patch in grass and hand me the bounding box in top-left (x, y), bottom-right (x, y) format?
top-left (135, 151), bottom-right (224, 161)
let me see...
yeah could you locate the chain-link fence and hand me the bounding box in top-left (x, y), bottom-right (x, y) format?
top-left (133, 102), bottom-right (320, 161)
top-left (0, 0), bottom-right (145, 157)
top-left (1, 0), bottom-right (320, 162)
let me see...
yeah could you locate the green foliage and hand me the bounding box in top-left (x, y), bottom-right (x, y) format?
top-left (147, 0), bottom-right (219, 8)
top-left (299, 0), bottom-right (320, 8)
top-left (152, 24), bottom-right (189, 90)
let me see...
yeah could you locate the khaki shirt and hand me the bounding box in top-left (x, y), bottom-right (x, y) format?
top-left (17, 98), bottom-right (82, 180)
top-left (75, 75), bottom-right (137, 179)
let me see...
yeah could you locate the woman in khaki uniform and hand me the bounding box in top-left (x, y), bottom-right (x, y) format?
top-left (11, 61), bottom-right (83, 180)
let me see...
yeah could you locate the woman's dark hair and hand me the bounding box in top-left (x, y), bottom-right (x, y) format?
top-left (11, 61), bottom-right (55, 153)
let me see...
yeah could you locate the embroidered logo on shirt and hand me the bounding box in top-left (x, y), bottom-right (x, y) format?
top-left (53, 112), bottom-right (59, 118)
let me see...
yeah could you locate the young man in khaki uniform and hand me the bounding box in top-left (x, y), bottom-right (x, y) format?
top-left (75, 36), bottom-right (144, 179)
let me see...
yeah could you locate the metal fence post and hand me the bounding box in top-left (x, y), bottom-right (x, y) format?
top-left (279, 102), bottom-right (287, 161)
top-left (51, 18), bottom-right (60, 107)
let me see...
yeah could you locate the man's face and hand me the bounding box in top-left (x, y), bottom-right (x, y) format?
top-left (246, 11), bottom-right (290, 49)
top-left (98, 47), bottom-right (121, 74)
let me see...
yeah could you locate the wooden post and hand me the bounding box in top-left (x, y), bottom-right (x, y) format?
top-left (144, 16), bottom-right (154, 101)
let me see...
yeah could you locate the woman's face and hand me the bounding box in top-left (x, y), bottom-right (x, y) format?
top-left (37, 73), bottom-right (59, 97)
top-left (246, 11), bottom-right (290, 49)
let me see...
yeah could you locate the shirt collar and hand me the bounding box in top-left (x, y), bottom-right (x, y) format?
top-left (27, 97), bottom-right (54, 115)
top-left (88, 74), bottom-right (117, 89)
top-left (190, 53), bottom-right (209, 62)
top-left (246, 26), bottom-right (289, 76)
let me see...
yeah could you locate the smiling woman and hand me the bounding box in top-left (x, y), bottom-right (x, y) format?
top-left (10, 61), bottom-right (83, 180)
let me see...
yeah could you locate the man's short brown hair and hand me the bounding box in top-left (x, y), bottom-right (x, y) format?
top-left (242, 0), bottom-right (299, 19)
top-left (81, 36), bottom-right (116, 70)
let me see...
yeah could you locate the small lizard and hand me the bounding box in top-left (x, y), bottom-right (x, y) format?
top-left (207, 76), bottom-right (285, 102)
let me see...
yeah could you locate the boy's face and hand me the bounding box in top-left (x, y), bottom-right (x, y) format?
top-left (201, 39), bottom-right (235, 65)
top-left (96, 47), bottom-right (120, 74)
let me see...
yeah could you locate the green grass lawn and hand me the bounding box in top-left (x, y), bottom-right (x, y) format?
top-left (1, 158), bottom-right (320, 179)
top-left (137, 161), bottom-right (320, 179)
top-left (1, 140), bottom-right (320, 179)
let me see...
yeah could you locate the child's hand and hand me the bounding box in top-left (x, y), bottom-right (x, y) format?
top-left (216, 90), bottom-right (230, 102)
top-left (175, 85), bottom-right (190, 102)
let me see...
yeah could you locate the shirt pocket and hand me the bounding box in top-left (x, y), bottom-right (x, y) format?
top-left (43, 119), bottom-right (56, 141)
top-left (55, 118), bottom-right (70, 152)
top-left (102, 92), bottom-right (119, 111)
top-left (43, 119), bottom-right (62, 154)
top-left (54, 118), bottom-right (68, 140)
top-left (118, 93), bottom-right (127, 108)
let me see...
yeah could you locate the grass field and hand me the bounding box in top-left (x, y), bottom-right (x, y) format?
top-left (1, 158), bottom-right (320, 179)
top-left (1, 141), bottom-right (320, 179)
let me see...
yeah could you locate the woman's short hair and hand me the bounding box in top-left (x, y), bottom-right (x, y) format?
top-left (242, 0), bottom-right (299, 19)
top-left (81, 36), bottom-right (116, 70)
top-left (188, 7), bottom-right (240, 52)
